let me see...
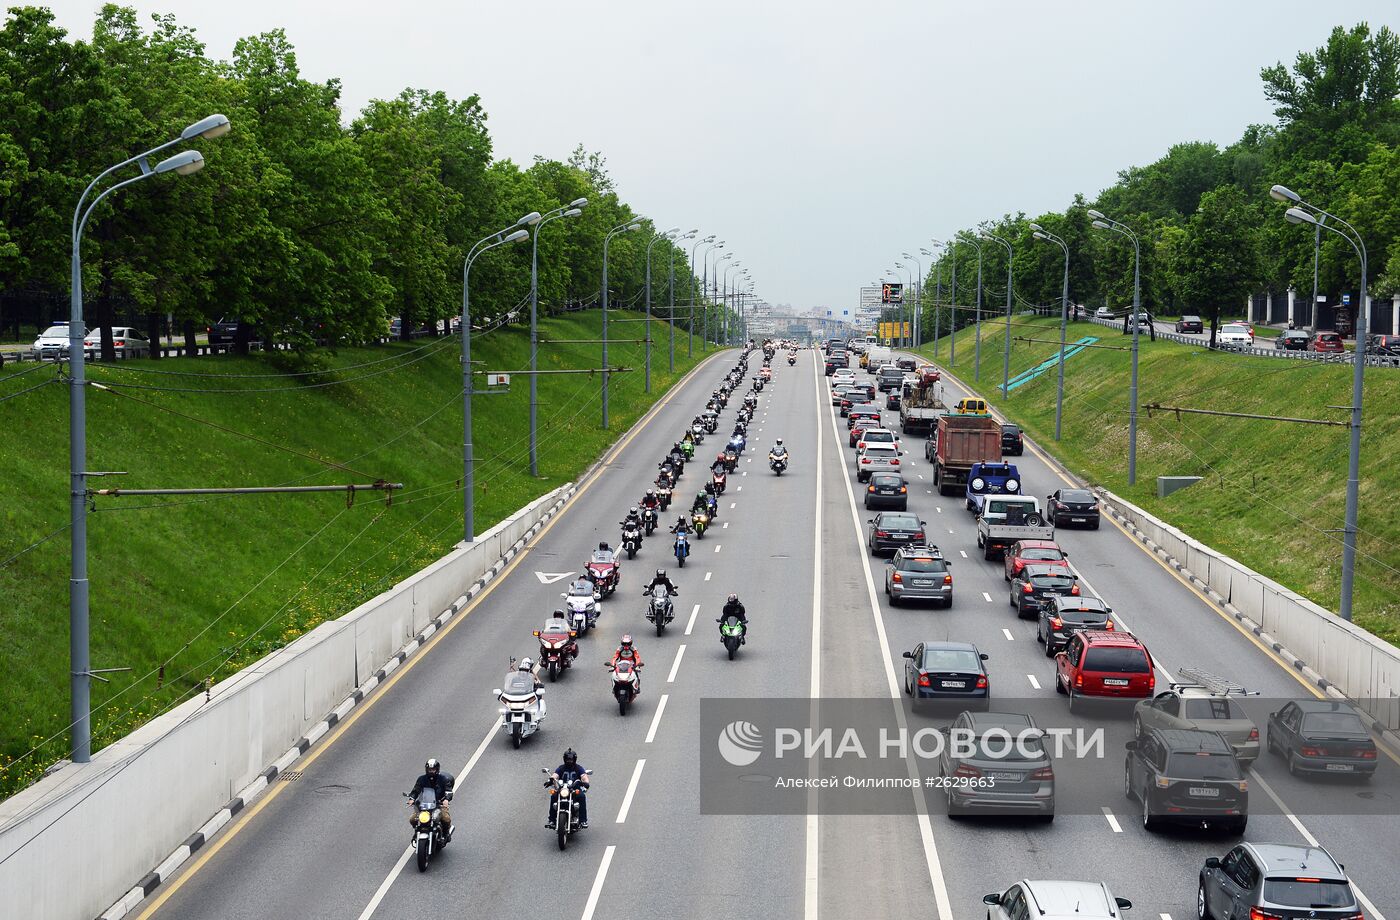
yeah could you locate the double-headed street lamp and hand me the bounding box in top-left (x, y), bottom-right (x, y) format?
top-left (664, 230), bottom-right (697, 372)
top-left (528, 198), bottom-right (587, 476)
top-left (689, 234), bottom-right (716, 356)
top-left (713, 252), bottom-right (734, 346)
top-left (979, 231), bottom-right (1015, 399)
top-left (1088, 210), bottom-right (1141, 485)
top-left (645, 226), bottom-right (682, 392)
top-left (1270, 184), bottom-right (1370, 623)
top-left (723, 260), bottom-right (743, 345)
top-left (1030, 223), bottom-right (1071, 441)
top-left (955, 234), bottom-right (986, 381)
top-left (68, 113), bottom-right (230, 763)
top-left (601, 218), bottom-right (644, 428)
top-left (902, 252), bottom-right (923, 351)
top-left (702, 240), bottom-right (725, 350)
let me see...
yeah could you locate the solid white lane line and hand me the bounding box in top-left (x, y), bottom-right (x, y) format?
top-left (579, 846), bottom-right (617, 920)
top-left (1026, 674), bottom-right (1041, 690)
top-left (805, 346), bottom-right (824, 920)
top-left (645, 695), bottom-right (669, 743)
top-left (615, 759), bottom-right (646, 824)
top-left (704, 572), bottom-right (712, 581)
top-left (982, 592), bottom-right (993, 603)
top-left (1002, 628), bottom-right (1015, 641)
top-left (668, 644), bottom-right (686, 682)
top-left (958, 550), bottom-right (967, 558)
top-left (685, 604), bottom-right (700, 635)
top-left (1101, 807), bottom-right (1123, 833)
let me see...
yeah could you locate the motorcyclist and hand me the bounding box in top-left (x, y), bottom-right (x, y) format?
top-left (517, 656), bottom-right (545, 690)
top-left (545, 748), bottom-right (590, 829)
top-left (691, 491), bottom-right (709, 517)
top-left (541, 610), bottom-right (581, 659)
top-left (611, 634), bottom-right (644, 691)
top-left (641, 489), bottom-right (660, 512)
top-left (713, 453), bottom-right (729, 475)
top-left (409, 757), bottom-right (455, 840)
top-left (594, 541), bottom-right (615, 563)
top-left (645, 568), bottom-right (679, 596)
top-left (721, 592), bottom-right (748, 628)
top-left (670, 516), bottom-right (693, 536)
top-left (769, 438), bottom-right (788, 462)
top-left (620, 506), bottom-right (644, 532)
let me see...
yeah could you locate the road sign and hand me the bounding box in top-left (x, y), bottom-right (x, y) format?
top-left (534, 571), bottom-right (574, 584)
top-left (1342, 294), bottom-right (1351, 305)
top-left (881, 283), bottom-right (903, 305)
top-left (487, 373), bottom-right (510, 386)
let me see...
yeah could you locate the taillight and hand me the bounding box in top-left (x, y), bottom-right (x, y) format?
top-left (914, 531), bottom-right (924, 540)
top-left (899, 486), bottom-right (907, 493)
top-left (1360, 749), bottom-right (1377, 759)
top-left (875, 530), bottom-right (888, 538)
top-left (1023, 584), bottom-right (1034, 594)
top-left (1147, 672), bottom-right (1155, 691)
top-left (1248, 728), bottom-right (1259, 741)
top-left (868, 485), bottom-right (875, 492)
top-left (1104, 620), bottom-right (1115, 630)
top-left (892, 572), bottom-right (902, 584)
top-left (943, 575), bottom-right (952, 585)
top-left (890, 458), bottom-right (900, 465)
top-left (1300, 746), bottom-right (1323, 757)
top-left (975, 675), bottom-right (988, 689)
top-left (1249, 908), bottom-right (1284, 920)
top-left (1070, 585), bottom-right (1080, 596)
top-left (861, 458), bottom-right (871, 464)
top-left (115, 339), bottom-right (125, 346)
top-left (1075, 673), bottom-right (1083, 687)
top-left (1050, 617), bottom-right (1063, 629)
top-left (952, 763), bottom-right (981, 778)
top-left (917, 674), bottom-right (931, 687)
top-left (1030, 766), bottom-right (1054, 780)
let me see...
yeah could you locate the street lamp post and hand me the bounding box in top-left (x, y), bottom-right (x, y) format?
top-left (68, 113), bottom-right (229, 763)
top-left (902, 252), bottom-right (923, 352)
top-left (1088, 210), bottom-right (1141, 484)
top-left (713, 252), bottom-right (733, 347)
top-left (980, 231), bottom-right (1015, 399)
top-left (602, 219), bottom-right (643, 428)
top-left (1031, 223), bottom-right (1071, 441)
top-left (645, 226), bottom-right (681, 393)
top-left (667, 230), bottom-right (696, 372)
top-left (462, 222), bottom-right (531, 542)
top-left (701, 240), bottom-right (725, 351)
top-left (529, 198), bottom-right (587, 475)
top-left (928, 239), bottom-right (945, 356)
top-left (956, 235), bottom-right (985, 382)
top-left (1270, 185), bottom-right (1369, 622)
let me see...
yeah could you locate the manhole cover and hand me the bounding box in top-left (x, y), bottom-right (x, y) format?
top-left (278, 771), bottom-right (303, 782)
top-left (314, 784), bottom-right (351, 796)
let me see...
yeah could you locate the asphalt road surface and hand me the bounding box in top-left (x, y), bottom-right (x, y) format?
top-left (129, 347), bottom-right (1398, 920)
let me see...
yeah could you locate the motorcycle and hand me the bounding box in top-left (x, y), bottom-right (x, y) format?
top-left (693, 510), bottom-right (710, 538)
top-left (655, 482), bottom-right (673, 511)
top-left (787, 354), bottom-right (796, 366)
top-left (641, 506), bottom-right (658, 536)
top-left (496, 660), bottom-right (546, 748)
top-left (711, 468), bottom-right (727, 494)
top-left (543, 767), bottom-right (592, 851)
top-left (718, 615), bottom-right (747, 660)
top-left (690, 423), bottom-right (705, 443)
top-left (620, 522), bottom-right (642, 559)
top-left (585, 557), bottom-right (619, 597)
top-left (704, 493), bottom-right (720, 519)
top-left (679, 439), bottom-right (695, 460)
top-left (606, 659), bottom-right (642, 715)
top-left (404, 788), bottom-right (451, 872)
top-left (534, 621), bottom-right (578, 681)
top-left (770, 452), bottom-right (787, 475)
top-left (723, 450), bottom-right (738, 472)
top-left (673, 531), bottom-right (690, 566)
top-left (702, 413), bottom-right (719, 434)
top-left (645, 584), bottom-right (676, 636)
top-left (560, 588), bottom-right (600, 635)
top-left (729, 435), bottom-right (747, 456)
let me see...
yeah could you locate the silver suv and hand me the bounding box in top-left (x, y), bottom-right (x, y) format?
top-left (855, 443), bottom-right (904, 482)
top-left (983, 880), bottom-right (1132, 920)
top-left (1198, 843), bottom-right (1359, 920)
top-left (884, 545), bottom-right (952, 607)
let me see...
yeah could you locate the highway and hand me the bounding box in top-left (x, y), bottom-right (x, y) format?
top-left (128, 347), bottom-right (1398, 920)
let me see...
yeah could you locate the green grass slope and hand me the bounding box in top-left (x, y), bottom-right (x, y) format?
top-left (914, 315), bottom-right (1400, 643)
top-left (0, 310), bottom-right (713, 795)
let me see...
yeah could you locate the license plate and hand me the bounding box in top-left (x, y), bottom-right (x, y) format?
top-left (1103, 678), bottom-right (1130, 687)
top-left (988, 771), bottom-right (1023, 782)
top-left (1070, 517), bottom-right (1085, 523)
top-left (893, 534), bottom-right (909, 540)
top-left (1325, 763), bottom-right (1354, 772)
top-left (913, 579), bottom-right (932, 587)
top-left (510, 713), bottom-right (526, 723)
top-left (1188, 786), bottom-right (1220, 797)
top-left (941, 680), bottom-right (967, 689)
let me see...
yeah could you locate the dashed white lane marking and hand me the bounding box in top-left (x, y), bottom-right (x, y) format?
top-left (1026, 674), bottom-right (1041, 689)
top-left (1160, 914), bottom-right (1173, 920)
top-left (1002, 628), bottom-right (1015, 641)
top-left (947, 528), bottom-right (954, 534)
top-left (722, 521), bottom-right (729, 529)
top-left (714, 543), bottom-right (722, 553)
top-left (958, 550), bottom-right (967, 558)
top-left (741, 470), bottom-right (747, 476)
top-left (730, 502), bottom-right (736, 509)
top-left (747, 458), bottom-right (752, 463)
top-left (1101, 806), bottom-right (1123, 833)
top-left (982, 592), bottom-right (993, 603)
top-left (737, 485), bottom-right (742, 492)
top-left (668, 644), bottom-right (687, 681)
top-left (935, 506), bottom-right (942, 513)
top-left (917, 474), bottom-right (923, 480)
top-left (927, 489), bottom-right (933, 494)
top-left (579, 846), bottom-right (617, 920)
top-left (615, 759), bottom-right (646, 824)
top-left (685, 605), bottom-right (700, 635)
top-left (704, 572), bottom-right (712, 581)
top-left (645, 695), bottom-right (669, 743)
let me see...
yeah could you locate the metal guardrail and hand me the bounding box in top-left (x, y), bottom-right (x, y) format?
top-left (1078, 314), bottom-right (1400, 369)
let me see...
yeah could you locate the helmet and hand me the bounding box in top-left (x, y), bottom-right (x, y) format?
top-left (776, 438), bottom-right (784, 446)
top-left (656, 568), bottom-right (666, 578)
top-left (629, 506), bottom-right (639, 515)
top-left (553, 608), bottom-right (566, 618)
top-left (598, 541), bottom-right (609, 551)
top-left (728, 593), bottom-right (739, 604)
top-left (697, 492), bottom-right (707, 502)
top-left (519, 657), bottom-right (534, 671)
top-left (425, 757), bottom-right (441, 776)
top-left (646, 488), bottom-right (655, 497)
top-left (620, 634), bottom-right (634, 649)
top-left (563, 748), bottom-right (578, 765)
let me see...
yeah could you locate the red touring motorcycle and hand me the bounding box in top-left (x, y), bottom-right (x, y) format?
top-left (584, 548), bottom-right (620, 598)
top-left (533, 616), bottom-right (579, 681)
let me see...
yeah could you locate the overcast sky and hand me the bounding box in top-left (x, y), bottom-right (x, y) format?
top-left (40, 0), bottom-right (1400, 311)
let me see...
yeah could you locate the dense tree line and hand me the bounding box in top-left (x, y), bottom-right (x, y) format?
top-left (923, 23), bottom-right (1400, 346)
top-left (0, 6), bottom-right (713, 357)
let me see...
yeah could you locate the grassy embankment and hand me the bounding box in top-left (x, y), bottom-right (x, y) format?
top-left (913, 314), bottom-right (1400, 642)
top-left (0, 310), bottom-right (714, 795)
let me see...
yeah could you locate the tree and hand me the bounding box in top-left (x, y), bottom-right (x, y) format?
top-left (1174, 186), bottom-right (1264, 346)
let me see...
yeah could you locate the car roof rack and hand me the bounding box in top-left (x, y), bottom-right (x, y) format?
top-left (1170, 667), bottom-right (1259, 696)
top-left (902, 543), bottom-right (942, 558)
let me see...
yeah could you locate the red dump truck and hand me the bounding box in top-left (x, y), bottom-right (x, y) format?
top-left (933, 413), bottom-right (1002, 496)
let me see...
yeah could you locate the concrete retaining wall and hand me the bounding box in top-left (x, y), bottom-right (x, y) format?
top-left (0, 485), bottom-right (571, 920)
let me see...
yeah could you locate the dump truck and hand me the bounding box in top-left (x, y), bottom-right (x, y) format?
top-left (932, 411), bottom-right (1002, 495)
top-left (898, 369), bottom-right (946, 435)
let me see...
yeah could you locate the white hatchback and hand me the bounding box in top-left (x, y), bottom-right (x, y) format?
top-left (855, 428), bottom-right (899, 452)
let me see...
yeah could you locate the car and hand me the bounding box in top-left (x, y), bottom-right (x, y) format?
top-left (1266, 699), bottom-right (1377, 778)
top-left (1125, 728), bottom-right (1248, 833)
top-left (940, 711), bottom-right (1053, 819)
top-left (1038, 596), bottom-right (1113, 657)
top-left (1000, 423), bottom-right (1024, 455)
top-left (896, 356), bottom-right (916, 371)
top-left (1094, 306), bottom-right (1116, 320)
top-left (1274, 329), bottom-right (1310, 351)
top-left (1055, 630), bottom-right (1155, 709)
top-left (877, 365), bottom-right (905, 392)
top-left (885, 544), bottom-right (952, 606)
top-left (1175, 315), bottom-right (1204, 334)
top-left (825, 356), bottom-right (850, 376)
top-left (865, 472), bottom-right (909, 511)
top-left (867, 511), bottom-right (926, 555)
top-left (1198, 842), bottom-right (1362, 920)
top-left (1046, 488), bottom-right (1100, 528)
top-left (848, 410), bottom-right (883, 443)
top-left (831, 384), bottom-right (857, 406)
top-left (954, 396), bottom-right (989, 415)
top-left (983, 880), bottom-right (1132, 920)
top-left (1122, 312), bottom-right (1153, 333)
top-left (1133, 670), bottom-right (1259, 764)
top-left (1003, 538), bottom-right (1069, 582)
top-left (902, 640), bottom-right (989, 708)
top-left (1368, 333), bottom-right (1400, 356)
top-left (30, 323), bottom-right (80, 360)
top-left (855, 427), bottom-right (899, 452)
top-left (1010, 563), bottom-right (1079, 619)
top-left (849, 381), bottom-right (876, 402)
top-left (1216, 323), bottom-right (1254, 349)
top-left (82, 326), bottom-right (150, 359)
top-left (207, 317), bottom-right (239, 344)
top-left (885, 390), bottom-right (901, 410)
top-left (830, 368), bottom-right (856, 385)
top-left (1310, 330), bottom-right (1345, 353)
top-left (855, 443), bottom-right (903, 482)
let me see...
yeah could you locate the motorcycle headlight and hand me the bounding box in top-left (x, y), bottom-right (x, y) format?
top-left (418, 811), bottom-right (431, 824)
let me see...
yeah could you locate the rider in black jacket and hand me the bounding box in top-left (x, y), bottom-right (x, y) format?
top-left (410, 758), bottom-right (455, 840)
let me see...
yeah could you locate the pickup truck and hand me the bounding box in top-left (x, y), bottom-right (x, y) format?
top-left (965, 461), bottom-right (1022, 514)
top-left (975, 495), bottom-right (1053, 560)
top-left (933, 413), bottom-right (1002, 495)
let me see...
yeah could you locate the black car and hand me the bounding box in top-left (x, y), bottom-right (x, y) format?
top-left (877, 367), bottom-right (904, 392)
top-left (1199, 843), bottom-right (1362, 920)
top-left (1174, 315), bottom-right (1204, 334)
top-left (824, 354), bottom-right (848, 375)
top-left (1000, 423), bottom-right (1023, 456)
top-left (207, 317), bottom-right (239, 345)
top-left (896, 357), bottom-right (917, 371)
top-left (850, 382), bottom-right (877, 402)
top-left (1266, 699), bottom-right (1377, 778)
top-left (1046, 489), bottom-right (1100, 528)
top-left (1124, 728), bottom-right (1248, 833)
top-left (1038, 596), bottom-right (1112, 656)
top-left (867, 511), bottom-right (926, 555)
top-left (1274, 329), bottom-right (1310, 351)
top-left (939, 711), bottom-right (1054, 819)
top-left (865, 472), bottom-right (909, 511)
top-left (886, 390), bottom-right (901, 410)
top-left (1009, 563), bottom-right (1078, 620)
top-left (902, 641), bottom-right (989, 709)
top-left (1369, 333), bottom-right (1400, 356)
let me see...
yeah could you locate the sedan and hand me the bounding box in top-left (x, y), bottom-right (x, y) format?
top-left (864, 472), bottom-right (908, 510)
top-left (1216, 323), bottom-right (1254, 349)
top-left (830, 369), bottom-right (856, 386)
top-left (939, 711), bottom-right (1054, 819)
top-left (1094, 306), bottom-right (1115, 320)
top-left (1266, 699), bottom-right (1377, 778)
top-left (867, 511), bottom-right (926, 555)
top-left (923, 430), bottom-right (939, 462)
top-left (902, 641), bottom-right (989, 708)
top-left (832, 384), bottom-right (858, 407)
top-left (1046, 489), bottom-right (1100, 528)
top-left (1274, 329), bottom-right (1310, 351)
top-left (1010, 564), bottom-right (1079, 619)
top-left (1174, 315), bottom-right (1204, 334)
top-left (83, 327), bottom-right (151, 359)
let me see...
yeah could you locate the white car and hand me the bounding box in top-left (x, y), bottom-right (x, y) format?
top-left (31, 323), bottom-right (80, 360)
top-left (855, 443), bottom-right (904, 481)
top-left (1217, 323), bottom-right (1254, 350)
top-left (831, 369), bottom-right (856, 386)
top-left (855, 427), bottom-right (899, 452)
top-left (1094, 306), bottom-right (1114, 320)
top-left (983, 880), bottom-right (1132, 920)
top-left (83, 327), bottom-right (151, 359)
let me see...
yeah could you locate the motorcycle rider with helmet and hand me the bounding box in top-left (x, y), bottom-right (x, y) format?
top-left (409, 758), bottom-right (455, 841)
top-left (768, 438), bottom-right (788, 466)
top-left (620, 506), bottom-right (644, 534)
top-left (670, 516), bottom-right (693, 536)
top-left (545, 749), bottom-right (590, 829)
top-left (721, 593), bottom-right (748, 639)
top-left (640, 489), bottom-right (660, 513)
top-left (611, 634), bottom-right (645, 691)
top-left (690, 490), bottom-right (709, 517)
top-left (645, 568), bottom-right (679, 596)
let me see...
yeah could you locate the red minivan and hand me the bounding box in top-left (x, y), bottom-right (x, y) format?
top-left (1055, 630), bottom-right (1155, 710)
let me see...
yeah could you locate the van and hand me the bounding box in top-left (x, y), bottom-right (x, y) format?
top-left (954, 397), bottom-right (989, 415)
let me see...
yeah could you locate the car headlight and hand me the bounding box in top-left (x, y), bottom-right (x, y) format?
top-left (1006, 479), bottom-right (1019, 492)
top-left (970, 478), bottom-right (985, 491)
